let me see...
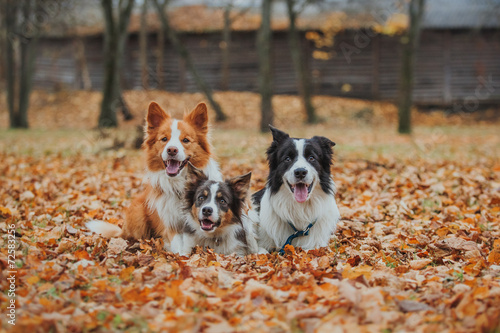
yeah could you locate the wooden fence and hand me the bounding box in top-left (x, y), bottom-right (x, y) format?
top-left (33, 29), bottom-right (500, 105)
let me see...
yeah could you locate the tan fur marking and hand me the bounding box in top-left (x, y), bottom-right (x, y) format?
top-left (122, 185), bottom-right (174, 242)
top-left (220, 209), bottom-right (235, 228)
top-left (177, 121), bottom-right (210, 168)
top-left (145, 117), bottom-right (174, 172)
top-left (191, 205), bottom-right (199, 220)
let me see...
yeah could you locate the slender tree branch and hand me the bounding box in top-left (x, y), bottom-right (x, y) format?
top-left (153, 0), bottom-right (227, 121)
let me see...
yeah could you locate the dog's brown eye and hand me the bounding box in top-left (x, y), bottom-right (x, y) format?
top-left (308, 156), bottom-right (315, 162)
top-left (161, 137), bottom-right (168, 142)
top-left (284, 156), bottom-right (291, 162)
top-left (198, 195), bottom-right (205, 201)
top-left (182, 138), bottom-right (189, 143)
top-left (220, 199), bottom-right (226, 205)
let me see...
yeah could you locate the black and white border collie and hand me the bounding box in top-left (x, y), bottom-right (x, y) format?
top-left (171, 163), bottom-right (259, 256)
top-left (250, 126), bottom-right (340, 252)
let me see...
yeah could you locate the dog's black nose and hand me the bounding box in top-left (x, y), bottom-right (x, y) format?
top-left (294, 168), bottom-right (308, 179)
top-left (202, 207), bottom-right (213, 217)
top-left (167, 147), bottom-right (178, 156)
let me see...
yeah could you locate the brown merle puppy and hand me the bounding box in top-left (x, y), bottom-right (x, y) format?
top-left (170, 163), bottom-right (259, 256)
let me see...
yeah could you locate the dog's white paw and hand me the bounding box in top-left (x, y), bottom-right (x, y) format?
top-left (257, 247), bottom-right (269, 254)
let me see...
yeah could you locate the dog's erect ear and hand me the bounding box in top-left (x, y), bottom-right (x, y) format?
top-left (269, 125), bottom-right (290, 143)
top-left (227, 172), bottom-right (252, 201)
top-left (185, 103), bottom-right (208, 133)
top-left (147, 102), bottom-right (170, 129)
top-left (184, 162), bottom-right (208, 208)
top-left (312, 136), bottom-right (336, 149)
top-left (186, 162), bottom-right (208, 185)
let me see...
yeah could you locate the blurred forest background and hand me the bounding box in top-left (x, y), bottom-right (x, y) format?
top-left (0, 0), bottom-right (499, 136)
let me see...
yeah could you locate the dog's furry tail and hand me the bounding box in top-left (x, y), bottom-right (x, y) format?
top-left (86, 220), bottom-right (123, 238)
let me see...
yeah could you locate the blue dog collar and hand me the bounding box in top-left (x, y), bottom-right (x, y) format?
top-left (278, 219), bottom-right (318, 255)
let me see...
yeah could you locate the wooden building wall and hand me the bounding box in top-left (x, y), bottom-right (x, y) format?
top-left (33, 29), bottom-right (500, 105)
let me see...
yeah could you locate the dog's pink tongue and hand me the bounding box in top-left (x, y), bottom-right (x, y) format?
top-left (294, 184), bottom-right (308, 203)
top-left (201, 220), bottom-right (213, 230)
top-left (166, 160), bottom-right (180, 175)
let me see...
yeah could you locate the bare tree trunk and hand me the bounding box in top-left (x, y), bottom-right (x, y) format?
top-left (398, 0), bottom-right (425, 134)
top-left (221, 2), bottom-right (251, 91)
top-left (258, 0), bottom-right (273, 132)
top-left (18, 2), bottom-right (37, 128)
top-left (157, 12), bottom-right (165, 90)
top-left (75, 38), bottom-right (92, 90)
top-left (99, 0), bottom-right (119, 128)
top-left (98, 0), bottom-right (135, 128)
top-left (117, 91), bottom-right (133, 120)
top-left (0, 3), bottom-right (6, 91)
top-left (221, 5), bottom-right (231, 90)
top-left (139, 0), bottom-right (149, 89)
top-left (153, 0), bottom-right (227, 121)
top-left (4, 0), bottom-right (40, 129)
top-left (5, 0), bottom-right (17, 127)
top-left (117, 7), bottom-right (134, 122)
top-left (286, 0), bottom-right (317, 124)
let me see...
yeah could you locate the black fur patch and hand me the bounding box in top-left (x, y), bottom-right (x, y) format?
top-left (306, 136), bottom-right (335, 194)
top-left (251, 188), bottom-right (266, 211)
top-left (185, 180), bottom-right (216, 212)
top-left (182, 223), bottom-right (196, 235)
top-left (216, 182), bottom-right (233, 215)
top-left (235, 228), bottom-right (248, 246)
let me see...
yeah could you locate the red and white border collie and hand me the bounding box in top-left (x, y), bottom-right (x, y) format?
top-left (86, 102), bottom-right (222, 248)
top-left (171, 163), bottom-right (259, 256)
top-left (250, 126), bottom-right (340, 252)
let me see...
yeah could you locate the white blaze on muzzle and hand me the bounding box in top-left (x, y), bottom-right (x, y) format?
top-left (199, 183), bottom-right (220, 232)
top-left (284, 139), bottom-right (318, 203)
top-left (161, 120), bottom-right (187, 176)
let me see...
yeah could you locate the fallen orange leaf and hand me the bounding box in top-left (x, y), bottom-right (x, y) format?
top-left (473, 286), bottom-right (490, 300)
top-left (120, 266), bottom-right (135, 281)
top-left (26, 276), bottom-right (40, 285)
top-left (0, 206), bottom-right (12, 217)
top-left (487, 250), bottom-right (500, 265)
top-left (342, 264), bottom-right (372, 279)
top-left (74, 249), bottom-right (91, 260)
top-left (284, 244), bottom-right (295, 254)
top-left (409, 259), bottom-right (432, 270)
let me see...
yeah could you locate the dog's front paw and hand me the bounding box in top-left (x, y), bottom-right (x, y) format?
top-left (257, 247), bottom-right (269, 254)
top-left (169, 234), bottom-right (184, 254)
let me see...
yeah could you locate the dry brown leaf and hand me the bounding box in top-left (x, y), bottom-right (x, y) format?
top-left (409, 259), bottom-right (432, 270)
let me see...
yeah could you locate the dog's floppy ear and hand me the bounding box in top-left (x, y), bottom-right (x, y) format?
top-left (227, 172), bottom-right (252, 201)
top-left (185, 102), bottom-right (208, 133)
top-left (269, 125), bottom-right (289, 143)
top-left (147, 102), bottom-right (170, 129)
top-left (185, 162), bottom-right (208, 185)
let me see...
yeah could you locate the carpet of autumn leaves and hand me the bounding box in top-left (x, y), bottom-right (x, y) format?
top-left (1, 91), bottom-right (500, 333)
